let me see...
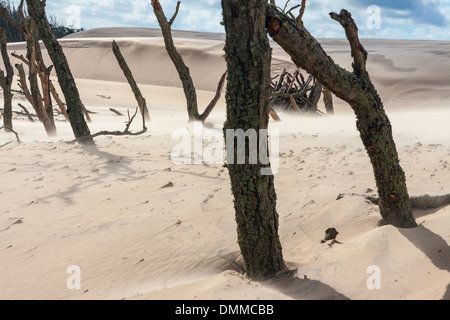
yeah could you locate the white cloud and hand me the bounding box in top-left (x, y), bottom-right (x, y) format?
top-left (15, 0), bottom-right (448, 40)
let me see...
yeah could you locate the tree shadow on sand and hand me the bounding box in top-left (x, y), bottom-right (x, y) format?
top-left (217, 251), bottom-right (349, 300)
top-left (265, 274), bottom-right (349, 300)
top-left (399, 209), bottom-right (450, 300)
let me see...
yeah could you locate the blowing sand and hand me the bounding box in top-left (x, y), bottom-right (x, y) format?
top-left (0, 28), bottom-right (449, 300)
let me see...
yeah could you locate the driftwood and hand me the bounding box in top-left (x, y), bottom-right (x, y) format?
top-left (271, 68), bottom-right (325, 116)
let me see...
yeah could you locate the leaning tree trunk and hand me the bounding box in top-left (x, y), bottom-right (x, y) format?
top-left (266, 6), bottom-right (416, 228)
top-left (222, 0), bottom-right (286, 280)
top-left (0, 28), bottom-right (14, 131)
top-left (151, 0), bottom-right (199, 121)
top-left (112, 40), bottom-right (150, 122)
top-left (26, 0), bottom-right (93, 144)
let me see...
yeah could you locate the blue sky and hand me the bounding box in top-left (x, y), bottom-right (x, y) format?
top-left (39, 0), bottom-right (450, 40)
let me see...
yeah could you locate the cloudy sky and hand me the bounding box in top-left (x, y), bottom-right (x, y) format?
top-left (41, 0), bottom-right (450, 40)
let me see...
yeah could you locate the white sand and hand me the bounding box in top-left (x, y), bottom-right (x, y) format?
top-left (0, 28), bottom-right (449, 300)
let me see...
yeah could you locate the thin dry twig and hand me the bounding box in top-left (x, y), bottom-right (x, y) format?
top-left (0, 125), bottom-right (21, 145)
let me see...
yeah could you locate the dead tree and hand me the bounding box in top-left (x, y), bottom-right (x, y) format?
top-left (222, 0), bottom-right (287, 280)
top-left (151, 0), bottom-right (225, 123)
top-left (26, 0), bottom-right (93, 144)
top-left (0, 0), bottom-right (57, 136)
top-left (12, 52), bottom-right (57, 133)
top-left (266, 6), bottom-right (416, 228)
top-left (112, 40), bottom-right (150, 122)
top-left (0, 28), bottom-right (14, 131)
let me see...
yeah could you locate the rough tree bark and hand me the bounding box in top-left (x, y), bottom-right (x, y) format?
top-left (222, 0), bottom-right (286, 280)
top-left (0, 28), bottom-right (14, 131)
top-left (25, 0), bottom-right (93, 144)
top-left (112, 40), bottom-right (150, 122)
top-left (266, 6), bottom-right (416, 228)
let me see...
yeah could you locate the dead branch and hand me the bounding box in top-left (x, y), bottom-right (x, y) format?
top-left (18, 103), bottom-right (36, 122)
top-left (15, 63), bottom-right (34, 106)
top-left (49, 82), bottom-right (69, 120)
top-left (11, 52), bottom-right (29, 66)
top-left (168, 1), bottom-right (181, 27)
top-left (0, 125), bottom-right (21, 144)
top-left (329, 10), bottom-right (367, 75)
top-left (282, 0), bottom-right (291, 13)
top-left (70, 107), bottom-right (147, 143)
top-left (81, 102), bottom-right (92, 122)
top-left (109, 108), bottom-right (124, 116)
top-left (198, 71), bottom-right (227, 122)
top-left (289, 95), bottom-right (302, 113)
top-left (297, 0), bottom-right (307, 25)
top-left (12, 51), bottom-right (68, 121)
top-left (0, 106), bottom-right (39, 120)
top-left (269, 108), bottom-right (281, 121)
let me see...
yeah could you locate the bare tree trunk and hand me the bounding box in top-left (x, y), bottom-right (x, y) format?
top-left (112, 40), bottom-right (150, 122)
top-left (26, 0), bottom-right (93, 144)
top-left (222, 0), bottom-right (286, 280)
top-left (322, 87), bottom-right (334, 115)
top-left (0, 28), bottom-right (14, 131)
top-left (151, 0), bottom-right (199, 121)
top-left (308, 81), bottom-right (323, 111)
top-left (266, 6), bottom-right (416, 228)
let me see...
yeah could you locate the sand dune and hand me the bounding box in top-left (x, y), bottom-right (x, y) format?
top-left (7, 27), bottom-right (450, 111)
top-left (0, 28), bottom-right (449, 300)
